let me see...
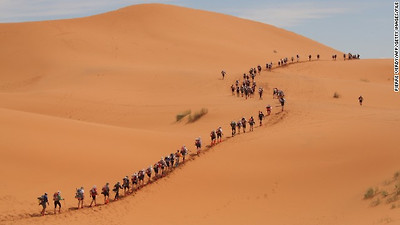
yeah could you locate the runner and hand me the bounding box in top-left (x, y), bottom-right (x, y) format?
top-left (258, 111), bottom-right (265, 126)
top-left (113, 182), bottom-right (123, 200)
top-left (101, 183), bottom-right (110, 204)
top-left (153, 163), bottom-right (159, 178)
top-left (210, 130), bottom-right (217, 146)
top-left (237, 120), bottom-right (242, 134)
top-left (146, 166), bottom-right (153, 182)
top-left (195, 137), bottom-right (202, 155)
top-left (216, 127), bottom-right (223, 142)
top-left (258, 87), bottom-right (263, 99)
top-left (174, 150), bottom-right (182, 167)
top-left (122, 176), bottom-right (130, 195)
top-left (131, 173), bottom-right (138, 190)
top-left (75, 187), bottom-right (84, 209)
top-left (279, 97), bottom-right (286, 111)
top-left (221, 70), bottom-right (226, 79)
top-left (169, 153), bottom-right (175, 169)
top-left (230, 121), bottom-right (237, 136)
top-left (89, 186), bottom-right (98, 207)
top-left (53, 191), bottom-right (63, 214)
top-left (249, 116), bottom-right (255, 131)
top-left (138, 169), bottom-right (145, 187)
top-left (38, 193), bottom-right (49, 216)
top-left (241, 117), bottom-right (247, 133)
top-left (266, 104), bottom-right (272, 116)
top-left (358, 95), bottom-right (364, 106)
top-left (180, 145), bottom-right (188, 162)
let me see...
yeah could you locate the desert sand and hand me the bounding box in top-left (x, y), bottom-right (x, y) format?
top-left (0, 4), bottom-right (398, 225)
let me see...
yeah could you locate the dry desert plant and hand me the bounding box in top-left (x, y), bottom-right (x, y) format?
top-left (188, 108), bottom-right (208, 123)
top-left (176, 110), bottom-right (191, 122)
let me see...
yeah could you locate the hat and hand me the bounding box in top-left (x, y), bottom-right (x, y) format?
top-left (44, 192), bottom-right (48, 195)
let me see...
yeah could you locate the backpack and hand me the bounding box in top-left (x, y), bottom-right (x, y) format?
top-left (90, 188), bottom-right (97, 196)
top-left (53, 192), bottom-right (61, 201)
top-left (37, 196), bottom-right (44, 204)
top-left (210, 132), bottom-right (216, 138)
top-left (75, 189), bottom-right (83, 199)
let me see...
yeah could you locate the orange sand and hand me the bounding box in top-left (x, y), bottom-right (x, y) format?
top-left (0, 4), bottom-right (398, 225)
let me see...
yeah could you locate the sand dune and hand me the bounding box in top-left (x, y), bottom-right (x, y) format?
top-left (0, 3), bottom-right (398, 225)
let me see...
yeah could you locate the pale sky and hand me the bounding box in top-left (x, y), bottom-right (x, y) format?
top-left (0, 0), bottom-right (391, 58)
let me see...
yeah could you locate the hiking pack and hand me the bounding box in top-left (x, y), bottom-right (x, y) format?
top-left (102, 185), bottom-right (109, 194)
top-left (90, 188), bottom-right (97, 196)
top-left (75, 188), bottom-right (83, 199)
top-left (53, 192), bottom-right (62, 201)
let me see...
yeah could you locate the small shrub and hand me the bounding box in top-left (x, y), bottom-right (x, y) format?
top-left (188, 108), bottom-right (208, 123)
top-left (176, 110), bottom-right (191, 122)
top-left (382, 190), bottom-right (389, 198)
top-left (371, 198), bottom-right (381, 207)
top-left (394, 183), bottom-right (400, 196)
top-left (394, 171), bottom-right (400, 180)
top-left (364, 188), bottom-right (375, 199)
top-left (387, 195), bottom-right (398, 204)
top-left (333, 92), bottom-right (340, 98)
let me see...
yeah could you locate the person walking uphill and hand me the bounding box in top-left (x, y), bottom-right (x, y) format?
top-left (241, 117), bottom-right (247, 133)
top-left (358, 95), bottom-right (364, 106)
top-left (195, 137), bottom-right (202, 155)
top-left (180, 145), bottom-right (188, 162)
top-left (89, 186), bottom-right (98, 207)
top-left (216, 127), bottom-right (223, 143)
top-left (101, 183), bottom-right (110, 204)
top-left (230, 120), bottom-right (237, 136)
top-left (131, 173), bottom-right (139, 190)
top-left (279, 97), bottom-right (286, 111)
top-left (113, 182), bottom-right (123, 200)
top-left (210, 130), bottom-right (217, 146)
top-left (53, 191), bottom-right (63, 214)
top-left (221, 70), bottom-right (226, 79)
top-left (174, 150), bottom-right (182, 167)
top-left (266, 105), bottom-right (272, 116)
top-left (258, 111), bottom-right (265, 126)
top-left (123, 176), bottom-right (130, 195)
top-left (146, 165), bottom-right (153, 182)
top-left (75, 187), bottom-right (84, 209)
top-left (138, 169), bottom-right (146, 186)
top-left (249, 116), bottom-right (255, 131)
top-left (38, 192), bottom-right (49, 216)
top-left (258, 87), bottom-right (263, 99)
top-left (237, 120), bottom-right (242, 134)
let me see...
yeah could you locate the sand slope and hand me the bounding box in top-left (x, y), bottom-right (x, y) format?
top-left (0, 3), bottom-right (398, 225)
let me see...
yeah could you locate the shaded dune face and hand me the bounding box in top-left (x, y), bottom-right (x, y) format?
top-left (0, 3), bottom-right (397, 225)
